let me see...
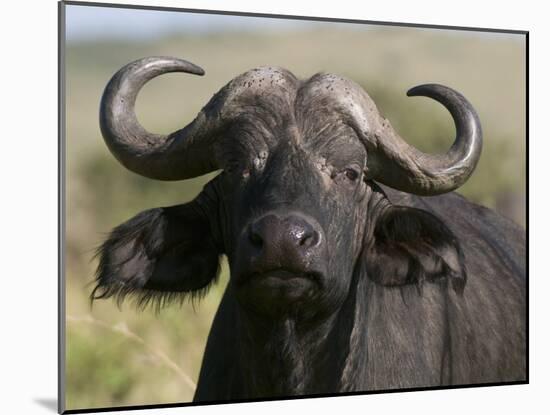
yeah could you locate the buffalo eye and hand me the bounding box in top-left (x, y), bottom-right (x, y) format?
top-left (344, 167), bottom-right (360, 181)
top-left (225, 160), bottom-right (251, 179)
top-left (225, 161), bottom-right (238, 174)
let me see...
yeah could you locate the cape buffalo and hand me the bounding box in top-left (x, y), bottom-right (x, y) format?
top-left (92, 57), bottom-right (526, 401)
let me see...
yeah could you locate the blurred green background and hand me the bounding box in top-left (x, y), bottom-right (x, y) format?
top-left (64, 4), bottom-right (526, 411)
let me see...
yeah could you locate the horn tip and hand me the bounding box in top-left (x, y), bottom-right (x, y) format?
top-left (193, 66), bottom-right (206, 77)
top-left (173, 58), bottom-right (205, 76)
top-left (406, 83), bottom-right (440, 97)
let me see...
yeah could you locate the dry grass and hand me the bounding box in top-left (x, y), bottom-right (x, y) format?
top-left (67, 315), bottom-right (197, 392)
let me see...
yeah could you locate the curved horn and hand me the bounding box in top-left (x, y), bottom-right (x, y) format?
top-left (367, 84), bottom-right (482, 195)
top-left (100, 56), bottom-right (222, 180)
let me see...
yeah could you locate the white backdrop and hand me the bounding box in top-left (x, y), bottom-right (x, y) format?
top-left (1, 0), bottom-right (544, 414)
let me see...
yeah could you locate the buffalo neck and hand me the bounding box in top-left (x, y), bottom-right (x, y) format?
top-left (233, 269), bottom-right (368, 398)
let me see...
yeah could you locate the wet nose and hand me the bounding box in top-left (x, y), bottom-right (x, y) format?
top-left (247, 214), bottom-right (322, 258)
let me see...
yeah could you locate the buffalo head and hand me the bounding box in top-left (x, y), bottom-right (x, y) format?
top-left (93, 57), bottom-right (479, 322)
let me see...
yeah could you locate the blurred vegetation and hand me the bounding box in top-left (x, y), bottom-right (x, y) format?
top-left (64, 24), bottom-right (526, 410)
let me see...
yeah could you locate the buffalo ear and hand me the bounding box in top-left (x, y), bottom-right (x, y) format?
top-left (366, 206), bottom-right (466, 293)
top-left (92, 201), bottom-right (221, 310)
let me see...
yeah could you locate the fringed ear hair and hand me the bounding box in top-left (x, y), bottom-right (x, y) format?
top-left (92, 201), bottom-right (221, 312)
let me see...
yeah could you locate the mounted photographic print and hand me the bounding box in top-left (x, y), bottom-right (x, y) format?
top-left (59, 1), bottom-right (528, 413)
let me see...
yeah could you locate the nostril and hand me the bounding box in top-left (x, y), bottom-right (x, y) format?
top-left (299, 230), bottom-right (320, 248)
top-left (248, 228), bottom-right (263, 248)
top-left (296, 229), bottom-right (321, 248)
top-left (299, 233), bottom-right (312, 247)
